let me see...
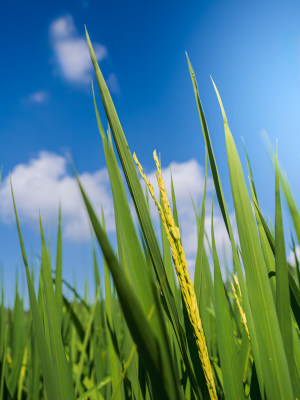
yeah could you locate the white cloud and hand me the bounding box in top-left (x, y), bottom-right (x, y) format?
top-left (0, 151), bottom-right (234, 274)
top-left (27, 90), bottom-right (48, 104)
top-left (49, 15), bottom-right (107, 84)
top-left (288, 245), bottom-right (300, 266)
top-left (0, 152), bottom-right (115, 240)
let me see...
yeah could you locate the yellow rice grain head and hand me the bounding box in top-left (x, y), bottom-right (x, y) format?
top-left (133, 150), bottom-right (218, 400)
top-left (231, 275), bottom-right (250, 341)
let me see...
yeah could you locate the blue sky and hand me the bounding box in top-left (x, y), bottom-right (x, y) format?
top-left (1, 0), bottom-right (300, 304)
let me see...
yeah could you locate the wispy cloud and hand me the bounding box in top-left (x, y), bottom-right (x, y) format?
top-left (0, 152), bottom-right (233, 273)
top-left (0, 152), bottom-right (115, 240)
top-left (26, 90), bottom-right (48, 104)
top-left (49, 15), bottom-right (107, 84)
top-left (106, 73), bottom-right (120, 94)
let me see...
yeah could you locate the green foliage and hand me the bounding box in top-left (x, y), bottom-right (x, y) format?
top-left (0, 32), bottom-right (299, 399)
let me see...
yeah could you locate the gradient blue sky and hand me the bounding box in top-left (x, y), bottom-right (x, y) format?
top-left (1, 0), bottom-right (300, 304)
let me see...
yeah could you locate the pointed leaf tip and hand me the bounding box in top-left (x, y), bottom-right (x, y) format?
top-left (211, 78), bottom-right (228, 125)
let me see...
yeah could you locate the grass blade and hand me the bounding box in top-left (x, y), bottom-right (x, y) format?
top-left (275, 149), bottom-right (300, 396)
top-left (76, 172), bottom-right (181, 399)
top-left (39, 215), bottom-right (76, 400)
top-left (55, 205), bottom-right (63, 327)
top-left (212, 198), bottom-right (246, 400)
top-left (10, 179), bottom-right (62, 400)
top-left (75, 288), bottom-right (101, 394)
top-left (87, 31), bottom-right (202, 395)
top-left (212, 79), bottom-right (294, 400)
top-left (187, 56), bottom-right (265, 396)
top-left (194, 151), bottom-right (208, 303)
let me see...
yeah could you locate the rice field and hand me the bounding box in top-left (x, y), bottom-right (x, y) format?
top-left (0, 29), bottom-right (299, 399)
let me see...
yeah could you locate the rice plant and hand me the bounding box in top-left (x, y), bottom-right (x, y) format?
top-left (0, 29), bottom-right (299, 399)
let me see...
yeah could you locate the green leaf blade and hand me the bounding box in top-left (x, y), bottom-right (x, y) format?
top-left (212, 80), bottom-right (294, 400)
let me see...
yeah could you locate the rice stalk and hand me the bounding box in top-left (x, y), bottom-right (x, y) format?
top-left (230, 278), bottom-right (250, 341)
top-left (134, 150), bottom-right (218, 400)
